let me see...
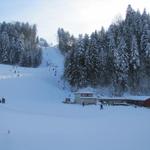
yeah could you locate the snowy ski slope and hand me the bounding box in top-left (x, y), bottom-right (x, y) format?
top-left (0, 47), bottom-right (150, 150)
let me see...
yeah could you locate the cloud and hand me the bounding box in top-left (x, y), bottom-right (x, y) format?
top-left (0, 0), bottom-right (150, 43)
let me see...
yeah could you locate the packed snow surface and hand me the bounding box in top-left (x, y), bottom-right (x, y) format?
top-left (0, 47), bottom-right (150, 150)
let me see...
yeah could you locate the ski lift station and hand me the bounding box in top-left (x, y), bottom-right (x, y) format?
top-left (74, 92), bottom-right (97, 105)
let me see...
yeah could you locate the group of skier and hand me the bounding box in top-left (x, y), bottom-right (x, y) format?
top-left (47, 61), bottom-right (58, 77)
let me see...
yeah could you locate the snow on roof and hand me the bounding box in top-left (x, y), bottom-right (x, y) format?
top-left (98, 96), bottom-right (150, 101)
top-left (80, 96), bottom-right (97, 99)
top-left (77, 87), bottom-right (95, 93)
top-left (75, 92), bottom-right (94, 94)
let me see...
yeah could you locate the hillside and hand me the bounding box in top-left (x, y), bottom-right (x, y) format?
top-left (0, 47), bottom-right (150, 150)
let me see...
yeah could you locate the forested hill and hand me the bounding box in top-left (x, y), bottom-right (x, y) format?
top-left (57, 4), bottom-right (150, 96)
top-left (0, 22), bottom-right (42, 67)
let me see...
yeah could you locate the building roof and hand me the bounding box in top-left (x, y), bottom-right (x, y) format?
top-left (75, 92), bottom-right (94, 94)
top-left (98, 96), bottom-right (150, 101)
top-left (80, 96), bottom-right (97, 99)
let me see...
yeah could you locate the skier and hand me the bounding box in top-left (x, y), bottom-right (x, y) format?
top-left (2, 97), bottom-right (5, 104)
top-left (8, 130), bottom-right (10, 134)
top-left (54, 70), bottom-right (56, 76)
top-left (82, 102), bottom-right (85, 107)
top-left (100, 104), bottom-right (103, 110)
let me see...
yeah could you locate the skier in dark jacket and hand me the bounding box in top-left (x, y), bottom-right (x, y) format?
top-left (100, 104), bottom-right (103, 110)
top-left (82, 102), bottom-right (85, 107)
top-left (2, 97), bottom-right (5, 104)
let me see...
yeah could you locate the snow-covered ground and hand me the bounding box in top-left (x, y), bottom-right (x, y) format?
top-left (0, 47), bottom-right (150, 150)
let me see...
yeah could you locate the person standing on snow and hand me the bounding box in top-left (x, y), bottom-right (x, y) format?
top-left (100, 104), bottom-right (103, 110)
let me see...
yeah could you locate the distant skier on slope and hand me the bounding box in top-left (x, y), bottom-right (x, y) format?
top-left (8, 130), bottom-right (10, 134)
top-left (100, 104), bottom-right (103, 110)
top-left (82, 102), bottom-right (85, 107)
top-left (2, 97), bottom-right (5, 104)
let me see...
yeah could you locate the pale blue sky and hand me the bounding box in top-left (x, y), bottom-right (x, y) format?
top-left (0, 0), bottom-right (150, 44)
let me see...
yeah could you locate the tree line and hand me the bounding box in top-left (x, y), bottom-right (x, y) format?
top-left (58, 5), bottom-right (150, 95)
top-left (0, 22), bottom-right (42, 67)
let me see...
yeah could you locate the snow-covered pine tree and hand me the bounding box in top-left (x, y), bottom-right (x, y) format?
top-left (124, 4), bottom-right (137, 55)
top-left (139, 42), bottom-right (150, 93)
top-left (33, 47), bottom-right (42, 67)
top-left (98, 27), bottom-right (108, 85)
top-left (87, 32), bottom-right (100, 86)
top-left (114, 37), bottom-right (129, 96)
top-left (83, 34), bottom-right (90, 52)
top-left (76, 34), bottom-right (87, 87)
top-left (129, 35), bottom-right (140, 93)
top-left (57, 28), bottom-right (73, 54)
top-left (83, 34), bottom-right (91, 86)
top-left (106, 29), bottom-right (116, 86)
top-left (15, 34), bottom-right (25, 64)
top-left (0, 32), bottom-right (10, 64)
top-left (144, 43), bottom-right (150, 91)
top-left (141, 9), bottom-right (148, 29)
top-left (64, 42), bottom-right (80, 89)
top-left (144, 43), bottom-right (150, 75)
top-left (140, 24), bottom-right (149, 60)
top-left (140, 24), bottom-right (150, 92)
top-left (134, 9), bottom-right (142, 50)
top-left (9, 37), bottom-right (16, 64)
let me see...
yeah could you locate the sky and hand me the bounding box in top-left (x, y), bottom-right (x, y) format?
top-left (0, 0), bottom-right (150, 44)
